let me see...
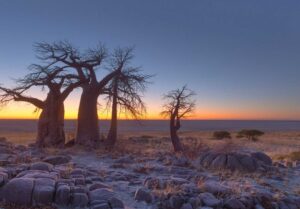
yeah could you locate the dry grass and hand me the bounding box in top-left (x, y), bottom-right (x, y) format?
top-left (132, 163), bottom-right (155, 174)
top-left (2, 130), bottom-right (300, 160)
top-left (60, 163), bottom-right (74, 179)
top-left (0, 131), bottom-right (76, 145)
top-left (152, 184), bottom-right (183, 199)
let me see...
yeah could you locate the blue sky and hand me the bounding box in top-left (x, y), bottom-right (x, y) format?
top-left (0, 0), bottom-right (299, 119)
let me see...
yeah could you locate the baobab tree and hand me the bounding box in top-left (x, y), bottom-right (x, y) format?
top-left (0, 65), bottom-right (81, 147)
top-left (35, 42), bottom-right (134, 147)
top-left (104, 53), bottom-right (152, 148)
top-left (161, 86), bottom-right (196, 152)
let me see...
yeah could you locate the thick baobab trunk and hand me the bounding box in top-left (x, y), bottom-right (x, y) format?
top-left (36, 92), bottom-right (65, 147)
top-left (75, 69), bottom-right (122, 147)
top-left (76, 86), bottom-right (100, 146)
top-left (106, 82), bottom-right (118, 148)
top-left (170, 114), bottom-right (183, 152)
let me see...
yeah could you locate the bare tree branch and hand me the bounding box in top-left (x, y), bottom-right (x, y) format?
top-left (0, 86), bottom-right (45, 109)
top-left (161, 85), bottom-right (196, 119)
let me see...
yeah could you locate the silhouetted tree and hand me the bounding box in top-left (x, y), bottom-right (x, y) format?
top-left (35, 42), bottom-right (133, 147)
top-left (0, 65), bottom-right (81, 147)
top-left (213, 131), bottom-right (232, 140)
top-left (161, 86), bottom-right (196, 152)
top-left (237, 129), bottom-right (264, 141)
top-left (104, 49), bottom-right (152, 148)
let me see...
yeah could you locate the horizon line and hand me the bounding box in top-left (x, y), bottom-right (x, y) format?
top-left (0, 118), bottom-right (299, 122)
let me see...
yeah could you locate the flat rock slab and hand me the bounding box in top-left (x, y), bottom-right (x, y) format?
top-left (198, 151), bottom-right (272, 172)
top-left (43, 155), bottom-right (71, 165)
top-left (30, 162), bottom-right (54, 172)
top-left (32, 178), bottom-right (56, 206)
top-left (199, 192), bottom-right (221, 207)
top-left (2, 178), bottom-right (35, 205)
top-left (89, 188), bottom-right (124, 208)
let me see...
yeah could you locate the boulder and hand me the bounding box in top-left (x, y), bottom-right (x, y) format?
top-left (0, 147), bottom-right (13, 154)
top-left (74, 177), bottom-right (86, 186)
top-left (43, 155), bottom-right (71, 165)
top-left (90, 176), bottom-right (104, 182)
top-left (199, 180), bottom-right (231, 195)
top-left (210, 154), bottom-right (226, 169)
top-left (279, 197), bottom-right (300, 209)
top-left (239, 195), bottom-right (255, 208)
top-left (239, 155), bottom-right (257, 172)
top-left (71, 193), bottom-right (89, 208)
top-left (32, 178), bottom-right (56, 205)
top-left (72, 186), bottom-right (88, 194)
top-left (0, 154), bottom-right (14, 166)
top-left (92, 203), bottom-right (111, 209)
top-left (3, 178), bottom-right (34, 205)
top-left (134, 187), bottom-right (153, 203)
top-left (224, 198), bottom-right (246, 209)
top-left (15, 144), bottom-right (27, 151)
top-left (168, 195), bottom-right (185, 209)
top-left (71, 168), bottom-right (86, 176)
top-left (199, 192), bottom-right (221, 207)
top-left (202, 153), bottom-right (218, 168)
top-left (198, 151), bottom-right (272, 172)
top-left (0, 172), bottom-right (8, 186)
top-left (109, 197), bottom-right (125, 208)
top-left (89, 182), bottom-right (110, 191)
top-left (251, 152), bottom-right (272, 166)
top-left (181, 203), bottom-right (193, 209)
top-left (172, 156), bottom-right (191, 167)
top-left (226, 154), bottom-right (243, 171)
top-left (89, 188), bottom-right (115, 204)
top-left (55, 185), bottom-right (71, 205)
top-left (30, 162), bottom-right (53, 171)
top-left (17, 170), bottom-right (58, 180)
top-left (85, 177), bottom-right (93, 184)
top-left (89, 188), bottom-right (124, 208)
top-left (188, 197), bottom-right (201, 208)
top-left (254, 204), bottom-right (265, 209)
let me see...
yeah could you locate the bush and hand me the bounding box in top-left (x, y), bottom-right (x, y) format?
top-left (289, 151), bottom-right (300, 161)
top-left (236, 129), bottom-right (264, 141)
top-left (273, 151), bottom-right (300, 161)
top-left (213, 131), bottom-right (231, 140)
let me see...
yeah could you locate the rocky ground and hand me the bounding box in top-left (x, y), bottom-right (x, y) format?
top-left (0, 137), bottom-right (299, 209)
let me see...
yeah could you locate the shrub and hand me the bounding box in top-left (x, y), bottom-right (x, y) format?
top-left (213, 131), bottom-right (231, 140)
top-left (289, 151), bottom-right (300, 161)
top-left (273, 151), bottom-right (300, 161)
top-left (236, 129), bottom-right (264, 141)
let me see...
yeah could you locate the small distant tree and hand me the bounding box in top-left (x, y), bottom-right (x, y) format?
top-left (213, 131), bottom-right (231, 140)
top-left (161, 86), bottom-right (196, 152)
top-left (236, 129), bottom-right (264, 141)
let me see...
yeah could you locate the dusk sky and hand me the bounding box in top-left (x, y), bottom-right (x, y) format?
top-left (0, 0), bottom-right (299, 120)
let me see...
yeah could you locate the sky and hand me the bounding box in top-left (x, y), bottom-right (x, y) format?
top-left (0, 0), bottom-right (299, 120)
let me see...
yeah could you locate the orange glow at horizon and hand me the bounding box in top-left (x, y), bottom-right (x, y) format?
top-left (0, 101), bottom-right (299, 120)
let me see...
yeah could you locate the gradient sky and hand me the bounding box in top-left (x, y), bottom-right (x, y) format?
top-left (0, 0), bottom-right (299, 120)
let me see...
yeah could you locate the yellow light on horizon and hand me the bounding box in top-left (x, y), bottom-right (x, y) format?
top-left (0, 101), bottom-right (299, 120)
